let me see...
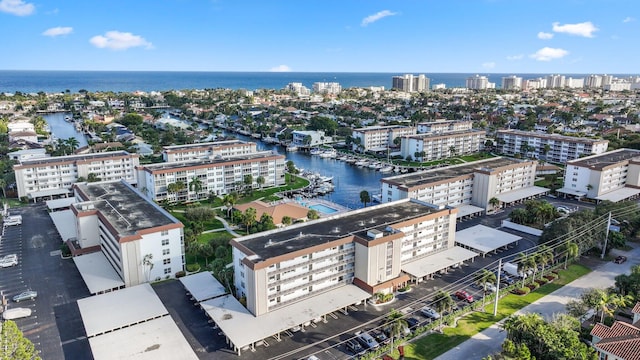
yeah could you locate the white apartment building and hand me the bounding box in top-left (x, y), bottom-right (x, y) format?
top-left (496, 129), bottom-right (609, 163)
top-left (284, 82), bottom-right (310, 96)
top-left (161, 140), bottom-right (258, 162)
top-left (546, 74), bottom-right (566, 88)
top-left (558, 149), bottom-right (640, 202)
top-left (380, 157), bottom-right (540, 212)
top-left (291, 130), bottom-right (332, 147)
top-left (351, 125), bottom-right (416, 152)
top-left (72, 181), bottom-right (185, 288)
top-left (136, 151), bottom-right (286, 202)
top-left (400, 130), bottom-right (486, 162)
top-left (466, 75), bottom-right (495, 90)
top-left (312, 82), bottom-right (342, 95)
top-left (501, 76), bottom-right (523, 90)
top-left (391, 74), bottom-right (430, 92)
top-left (231, 199), bottom-right (465, 316)
top-left (416, 120), bottom-right (473, 134)
top-left (14, 151), bottom-right (140, 200)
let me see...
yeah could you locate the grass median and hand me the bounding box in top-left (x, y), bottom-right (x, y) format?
top-left (400, 264), bottom-right (591, 360)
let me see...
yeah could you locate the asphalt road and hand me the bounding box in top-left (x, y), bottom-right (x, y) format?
top-left (434, 244), bottom-right (640, 360)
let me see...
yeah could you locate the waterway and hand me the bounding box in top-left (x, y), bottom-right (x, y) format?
top-left (43, 112), bottom-right (88, 148)
top-left (44, 117), bottom-right (383, 210)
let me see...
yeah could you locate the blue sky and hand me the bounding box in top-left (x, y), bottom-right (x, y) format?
top-left (0, 0), bottom-right (638, 73)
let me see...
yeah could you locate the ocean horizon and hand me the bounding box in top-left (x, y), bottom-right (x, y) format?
top-left (0, 70), bottom-right (637, 94)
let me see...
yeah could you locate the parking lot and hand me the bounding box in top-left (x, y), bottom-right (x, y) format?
top-left (1, 204), bottom-right (91, 360)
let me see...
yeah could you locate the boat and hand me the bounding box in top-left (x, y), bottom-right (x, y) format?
top-left (355, 159), bottom-right (369, 167)
top-left (64, 115), bottom-right (72, 122)
top-left (262, 136), bottom-right (279, 144)
top-left (318, 149), bottom-right (337, 158)
top-left (368, 162), bottom-right (379, 169)
top-left (345, 157), bottom-right (357, 164)
top-left (310, 148), bottom-right (323, 156)
top-left (251, 133), bottom-right (262, 139)
top-left (286, 145), bottom-right (299, 152)
top-left (318, 175), bottom-right (333, 183)
top-left (379, 166), bottom-right (394, 173)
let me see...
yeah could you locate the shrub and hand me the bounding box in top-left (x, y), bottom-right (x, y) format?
top-left (512, 287), bottom-right (531, 295)
top-left (175, 271), bottom-right (186, 278)
top-left (527, 283), bottom-right (539, 290)
top-left (186, 263), bottom-right (201, 272)
top-left (535, 278), bottom-right (548, 285)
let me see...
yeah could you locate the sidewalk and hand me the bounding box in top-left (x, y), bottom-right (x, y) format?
top-left (434, 245), bottom-right (640, 360)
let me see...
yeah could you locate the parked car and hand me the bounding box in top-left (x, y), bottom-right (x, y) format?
top-left (614, 256), bottom-right (627, 264)
top-left (345, 338), bottom-right (366, 356)
top-left (13, 290), bottom-right (37, 302)
top-left (484, 282), bottom-right (497, 293)
top-left (356, 331), bottom-right (380, 350)
top-left (0, 257), bottom-right (18, 268)
top-left (454, 290), bottom-right (474, 302)
top-left (420, 306), bottom-right (441, 319)
top-left (1, 254), bottom-right (17, 261)
top-left (406, 317), bottom-right (421, 329)
top-left (371, 329), bottom-right (390, 345)
top-left (2, 307), bottom-right (32, 320)
top-left (500, 276), bottom-right (516, 286)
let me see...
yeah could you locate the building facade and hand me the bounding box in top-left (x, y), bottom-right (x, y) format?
top-left (136, 151), bottom-right (286, 202)
top-left (72, 181), bottom-right (185, 287)
top-left (416, 120), bottom-right (474, 134)
top-left (400, 130), bottom-right (486, 162)
top-left (495, 129), bottom-right (609, 163)
top-left (351, 125), bottom-right (416, 152)
top-left (230, 199), bottom-right (457, 316)
top-left (162, 140), bottom-right (258, 163)
top-left (13, 151), bottom-right (140, 200)
top-left (391, 74), bottom-right (430, 92)
top-left (466, 75), bottom-right (495, 90)
top-left (312, 82), bottom-right (342, 94)
top-left (380, 157), bottom-right (538, 210)
top-left (501, 76), bottom-right (523, 90)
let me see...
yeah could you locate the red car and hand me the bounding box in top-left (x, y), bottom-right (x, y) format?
top-left (454, 290), bottom-right (474, 302)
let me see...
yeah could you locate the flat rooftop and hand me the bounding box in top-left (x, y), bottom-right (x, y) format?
top-left (17, 150), bottom-right (133, 166)
top-left (73, 252), bottom-right (124, 295)
top-left (74, 181), bottom-right (180, 237)
top-left (568, 149), bottom-right (640, 170)
top-left (498, 129), bottom-right (606, 144)
top-left (141, 150), bottom-right (283, 172)
top-left (235, 199), bottom-right (446, 260)
top-left (401, 246), bottom-right (478, 279)
top-left (381, 157), bottom-right (521, 189)
top-left (179, 272), bottom-right (228, 302)
top-left (455, 225), bottom-right (522, 254)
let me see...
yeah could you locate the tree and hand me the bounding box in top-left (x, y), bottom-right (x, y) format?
top-left (561, 241), bottom-right (579, 269)
top-left (0, 177), bottom-right (6, 198)
top-left (517, 253), bottom-right (534, 288)
top-left (167, 181), bottom-right (186, 195)
top-left (259, 212), bottom-right (275, 231)
top-left (142, 253), bottom-right (154, 282)
top-left (243, 174), bottom-right (253, 194)
top-left (307, 209), bottom-right (320, 220)
top-left (200, 243), bottom-right (215, 266)
top-left (189, 177), bottom-right (203, 198)
top-left (86, 172), bottom-right (101, 182)
top-left (359, 190), bottom-right (371, 208)
top-left (489, 197), bottom-right (500, 211)
top-left (449, 145), bottom-right (457, 157)
top-left (433, 290), bottom-right (455, 327)
top-left (475, 269), bottom-right (497, 308)
top-left (385, 309), bottom-right (409, 353)
top-left (242, 207), bottom-right (257, 233)
top-left (256, 175), bottom-right (265, 189)
top-left (223, 192), bottom-right (238, 217)
top-left (281, 215), bottom-right (292, 226)
top-left (65, 137), bottom-right (80, 152)
top-left (0, 320), bottom-right (41, 360)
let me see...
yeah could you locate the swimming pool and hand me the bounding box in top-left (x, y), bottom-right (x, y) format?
top-left (309, 204), bottom-right (339, 214)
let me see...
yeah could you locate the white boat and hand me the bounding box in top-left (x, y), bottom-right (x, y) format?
top-left (263, 136), bottom-right (279, 144)
top-left (345, 157), bottom-right (357, 164)
top-left (318, 175), bottom-right (333, 183)
top-left (310, 148), bottom-right (323, 156)
top-left (319, 149), bottom-right (337, 158)
top-left (355, 159), bottom-right (369, 167)
top-left (286, 145), bottom-right (299, 152)
top-left (368, 162), bottom-right (379, 169)
top-left (379, 166), bottom-right (394, 173)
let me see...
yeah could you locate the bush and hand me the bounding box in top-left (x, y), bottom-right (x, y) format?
top-left (175, 271), bottom-right (186, 278)
top-left (535, 278), bottom-right (548, 285)
top-left (186, 263), bottom-right (201, 272)
top-left (527, 283), bottom-right (539, 290)
top-left (512, 287), bottom-right (531, 295)
top-left (60, 243), bottom-right (72, 257)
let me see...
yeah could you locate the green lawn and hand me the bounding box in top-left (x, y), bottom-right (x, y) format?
top-left (401, 264), bottom-right (591, 360)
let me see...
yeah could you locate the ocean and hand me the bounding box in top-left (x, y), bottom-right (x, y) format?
top-left (1, 70), bottom-right (635, 94)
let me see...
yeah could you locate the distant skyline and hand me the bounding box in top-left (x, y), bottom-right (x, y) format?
top-left (0, 0), bottom-right (638, 74)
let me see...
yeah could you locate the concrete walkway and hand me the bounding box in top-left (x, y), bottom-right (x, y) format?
top-left (434, 245), bottom-right (640, 360)
top-left (209, 216), bottom-right (241, 238)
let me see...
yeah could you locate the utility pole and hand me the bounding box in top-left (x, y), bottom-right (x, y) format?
top-left (494, 258), bottom-right (502, 316)
top-left (601, 211), bottom-right (612, 259)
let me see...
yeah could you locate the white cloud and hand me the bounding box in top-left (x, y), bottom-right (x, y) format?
top-left (361, 10), bottom-right (397, 26)
top-left (552, 21), bottom-right (598, 38)
top-left (42, 26), bottom-right (73, 37)
top-left (506, 54), bottom-right (524, 61)
top-left (529, 47), bottom-right (569, 61)
top-left (0, 0), bottom-right (35, 16)
top-left (269, 65), bottom-right (291, 72)
top-left (537, 31), bottom-right (554, 39)
top-left (89, 31), bottom-right (153, 50)
top-left (482, 62), bottom-right (496, 69)
top-left (623, 17), bottom-right (635, 23)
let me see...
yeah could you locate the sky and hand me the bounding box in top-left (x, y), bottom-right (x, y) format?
top-left (0, 0), bottom-right (638, 73)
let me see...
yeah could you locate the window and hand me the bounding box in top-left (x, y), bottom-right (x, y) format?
top-left (164, 268), bottom-right (172, 274)
top-left (161, 239), bottom-right (169, 246)
top-left (162, 249), bottom-right (170, 256)
top-left (161, 230), bottom-right (169, 236)
top-left (163, 258), bottom-right (171, 265)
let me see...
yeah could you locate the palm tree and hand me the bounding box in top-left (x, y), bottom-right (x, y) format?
top-left (536, 245), bottom-right (553, 278)
top-left (65, 137), bottom-right (80, 153)
top-left (385, 309), bottom-right (409, 352)
top-left (359, 190), bottom-right (371, 208)
top-left (256, 175), bottom-right (265, 189)
top-left (489, 197), bottom-right (500, 211)
top-left (242, 207), bottom-right (257, 233)
top-left (0, 178), bottom-right (6, 198)
top-left (474, 269), bottom-right (497, 308)
top-left (189, 177), bottom-right (203, 195)
top-left (433, 290), bottom-right (455, 327)
top-left (502, 313), bottom-right (543, 343)
top-left (223, 193), bottom-right (238, 217)
top-left (142, 253), bottom-right (154, 282)
top-left (517, 253), bottom-right (533, 288)
top-left (562, 241), bottom-right (580, 269)
top-left (449, 145), bottom-right (457, 158)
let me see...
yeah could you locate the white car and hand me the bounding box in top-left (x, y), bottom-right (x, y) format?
top-left (1, 254), bottom-right (17, 262)
top-left (484, 282), bottom-right (497, 292)
top-left (0, 257), bottom-right (18, 268)
top-left (420, 306), bottom-right (441, 319)
top-left (2, 307), bottom-right (32, 320)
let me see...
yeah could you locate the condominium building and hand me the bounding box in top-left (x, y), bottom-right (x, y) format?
top-left (136, 151), bottom-right (286, 202)
top-left (546, 74), bottom-right (566, 88)
top-left (400, 130), bottom-right (486, 162)
top-left (161, 140), bottom-right (258, 163)
top-left (495, 129), bottom-right (609, 163)
top-left (284, 82), bottom-right (311, 96)
top-left (380, 157), bottom-right (541, 212)
top-left (391, 74), bottom-right (430, 92)
top-left (501, 76), bottom-right (523, 90)
top-left (312, 82), bottom-right (342, 95)
top-left (13, 151), bottom-right (140, 200)
top-left (71, 180), bottom-right (185, 289)
top-left (231, 199), bottom-right (462, 316)
top-left (558, 149), bottom-right (640, 202)
top-left (466, 75), bottom-right (495, 90)
top-left (416, 120), bottom-right (473, 134)
top-left (351, 125), bottom-right (416, 152)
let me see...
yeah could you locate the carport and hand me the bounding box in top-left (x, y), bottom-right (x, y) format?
top-left (200, 285), bottom-right (370, 355)
top-left (557, 187), bottom-right (587, 200)
top-left (595, 187), bottom-right (640, 203)
top-left (45, 198), bottom-right (76, 211)
top-left (78, 283), bottom-right (198, 359)
top-left (496, 186), bottom-right (549, 206)
top-left (455, 204), bottom-right (485, 221)
top-left (49, 209), bottom-right (77, 242)
top-left (179, 271), bottom-right (228, 302)
top-left (73, 252), bottom-right (125, 295)
top-left (455, 224), bottom-right (521, 257)
top-left (401, 246), bottom-right (478, 282)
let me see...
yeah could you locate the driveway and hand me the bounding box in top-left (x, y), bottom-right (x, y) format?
top-left (434, 244), bottom-right (640, 360)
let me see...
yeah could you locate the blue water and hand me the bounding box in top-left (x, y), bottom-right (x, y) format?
top-left (43, 112), bottom-right (88, 147)
top-left (2, 70), bottom-right (636, 94)
top-left (309, 204), bottom-right (339, 214)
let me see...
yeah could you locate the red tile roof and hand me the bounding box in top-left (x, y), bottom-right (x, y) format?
top-left (596, 335), bottom-right (640, 360)
top-left (591, 321), bottom-right (640, 339)
top-left (632, 302), bottom-right (640, 315)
